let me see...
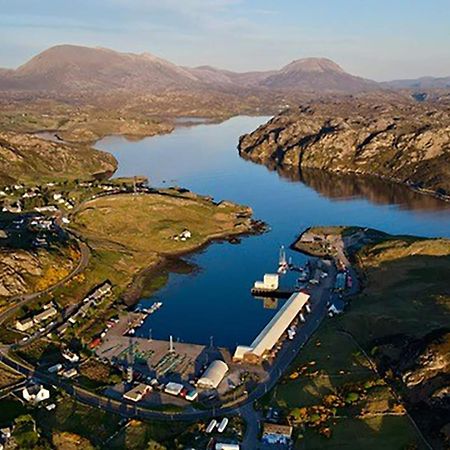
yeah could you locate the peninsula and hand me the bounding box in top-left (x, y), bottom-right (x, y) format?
top-left (239, 97), bottom-right (450, 199)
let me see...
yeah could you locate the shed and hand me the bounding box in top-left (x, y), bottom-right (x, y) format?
top-left (197, 360), bottom-right (229, 389)
top-left (164, 382), bottom-right (184, 396)
top-left (123, 384), bottom-right (152, 402)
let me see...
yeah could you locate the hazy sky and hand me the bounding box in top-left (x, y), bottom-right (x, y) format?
top-left (1, 0), bottom-right (449, 80)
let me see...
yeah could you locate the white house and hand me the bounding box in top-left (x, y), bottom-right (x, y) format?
top-left (22, 384), bottom-right (50, 403)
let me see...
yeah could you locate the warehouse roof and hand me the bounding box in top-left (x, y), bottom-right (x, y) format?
top-left (233, 345), bottom-right (253, 361)
top-left (250, 291), bottom-right (310, 357)
top-left (197, 360), bottom-right (229, 389)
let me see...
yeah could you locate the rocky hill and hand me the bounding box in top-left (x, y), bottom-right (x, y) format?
top-left (238, 97), bottom-right (450, 197)
top-left (0, 45), bottom-right (199, 93)
top-left (292, 225), bottom-right (450, 448)
top-left (0, 132), bottom-right (117, 184)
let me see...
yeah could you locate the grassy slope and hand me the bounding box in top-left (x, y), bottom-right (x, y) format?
top-left (0, 245), bottom-right (78, 310)
top-left (69, 192), bottom-right (253, 294)
top-left (262, 230), bottom-right (450, 449)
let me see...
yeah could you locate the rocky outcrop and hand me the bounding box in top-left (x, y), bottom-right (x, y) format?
top-left (0, 131), bottom-right (117, 183)
top-left (0, 249), bottom-right (43, 297)
top-left (238, 98), bottom-right (450, 197)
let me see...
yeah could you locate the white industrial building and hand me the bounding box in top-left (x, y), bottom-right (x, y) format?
top-left (253, 273), bottom-right (279, 291)
top-left (197, 360), bottom-right (229, 389)
top-left (233, 291), bottom-right (310, 364)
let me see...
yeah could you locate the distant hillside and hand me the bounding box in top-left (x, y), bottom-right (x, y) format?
top-left (0, 44), bottom-right (379, 96)
top-left (0, 132), bottom-right (117, 183)
top-left (384, 76), bottom-right (450, 90)
top-left (0, 45), bottom-right (199, 93)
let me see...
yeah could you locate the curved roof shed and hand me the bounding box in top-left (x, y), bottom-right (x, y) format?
top-left (197, 360), bottom-right (229, 389)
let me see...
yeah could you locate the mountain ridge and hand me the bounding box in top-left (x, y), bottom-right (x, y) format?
top-left (0, 44), bottom-right (378, 95)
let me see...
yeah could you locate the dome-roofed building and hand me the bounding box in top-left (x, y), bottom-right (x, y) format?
top-left (197, 360), bottom-right (229, 389)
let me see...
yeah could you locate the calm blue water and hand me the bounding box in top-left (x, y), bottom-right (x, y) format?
top-left (97, 116), bottom-right (450, 348)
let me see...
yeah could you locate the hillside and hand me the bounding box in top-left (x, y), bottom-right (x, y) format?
top-left (384, 76), bottom-right (450, 90)
top-left (0, 132), bottom-right (117, 184)
top-left (261, 58), bottom-right (377, 92)
top-left (0, 45), bottom-right (199, 93)
top-left (238, 97), bottom-right (450, 197)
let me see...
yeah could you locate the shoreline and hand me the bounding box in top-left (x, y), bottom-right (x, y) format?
top-left (70, 190), bottom-right (267, 309)
top-left (121, 214), bottom-right (267, 307)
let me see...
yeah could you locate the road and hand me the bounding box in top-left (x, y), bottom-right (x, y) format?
top-left (0, 262), bottom-right (334, 423)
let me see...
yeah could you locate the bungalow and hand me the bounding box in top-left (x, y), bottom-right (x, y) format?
top-left (34, 306), bottom-right (58, 323)
top-left (15, 318), bottom-right (34, 332)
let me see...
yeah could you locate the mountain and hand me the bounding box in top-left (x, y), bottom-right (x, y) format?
top-left (261, 58), bottom-right (378, 92)
top-left (383, 76), bottom-right (450, 90)
top-left (0, 44), bottom-right (379, 96)
top-left (0, 45), bottom-right (199, 93)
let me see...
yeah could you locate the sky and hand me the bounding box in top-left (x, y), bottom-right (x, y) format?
top-left (0, 0), bottom-right (449, 81)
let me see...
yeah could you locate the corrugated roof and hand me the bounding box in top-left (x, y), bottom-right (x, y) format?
top-left (250, 292), bottom-right (309, 357)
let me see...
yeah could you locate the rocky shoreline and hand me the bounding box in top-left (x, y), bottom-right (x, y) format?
top-left (238, 98), bottom-right (450, 201)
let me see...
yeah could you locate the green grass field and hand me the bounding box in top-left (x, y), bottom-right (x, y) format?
top-left (35, 395), bottom-right (121, 446)
top-left (296, 415), bottom-right (425, 450)
top-left (263, 230), bottom-right (450, 448)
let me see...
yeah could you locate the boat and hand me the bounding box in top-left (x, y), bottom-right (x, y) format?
top-left (278, 245), bottom-right (289, 274)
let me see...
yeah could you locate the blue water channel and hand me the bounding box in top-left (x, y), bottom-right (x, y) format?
top-left (97, 116), bottom-right (450, 348)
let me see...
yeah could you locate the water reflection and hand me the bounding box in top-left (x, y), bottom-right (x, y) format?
top-left (255, 297), bottom-right (279, 310)
top-left (261, 163), bottom-right (450, 213)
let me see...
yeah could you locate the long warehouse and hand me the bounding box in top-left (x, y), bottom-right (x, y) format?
top-left (233, 291), bottom-right (310, 364)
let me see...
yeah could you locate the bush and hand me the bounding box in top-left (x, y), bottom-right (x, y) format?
top-left (345, 392), bottom-right (359, 404)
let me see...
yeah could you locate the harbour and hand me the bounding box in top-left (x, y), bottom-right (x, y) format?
top-left (97, 116), bottom-right (450, 349)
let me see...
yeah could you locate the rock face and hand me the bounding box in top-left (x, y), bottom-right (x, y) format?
top-left (0, 131), bottom-right (117, 183)
top-left (377, 330), bottom-right (450, 448)
top-left (238, 97), bottom-right (450, 196)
